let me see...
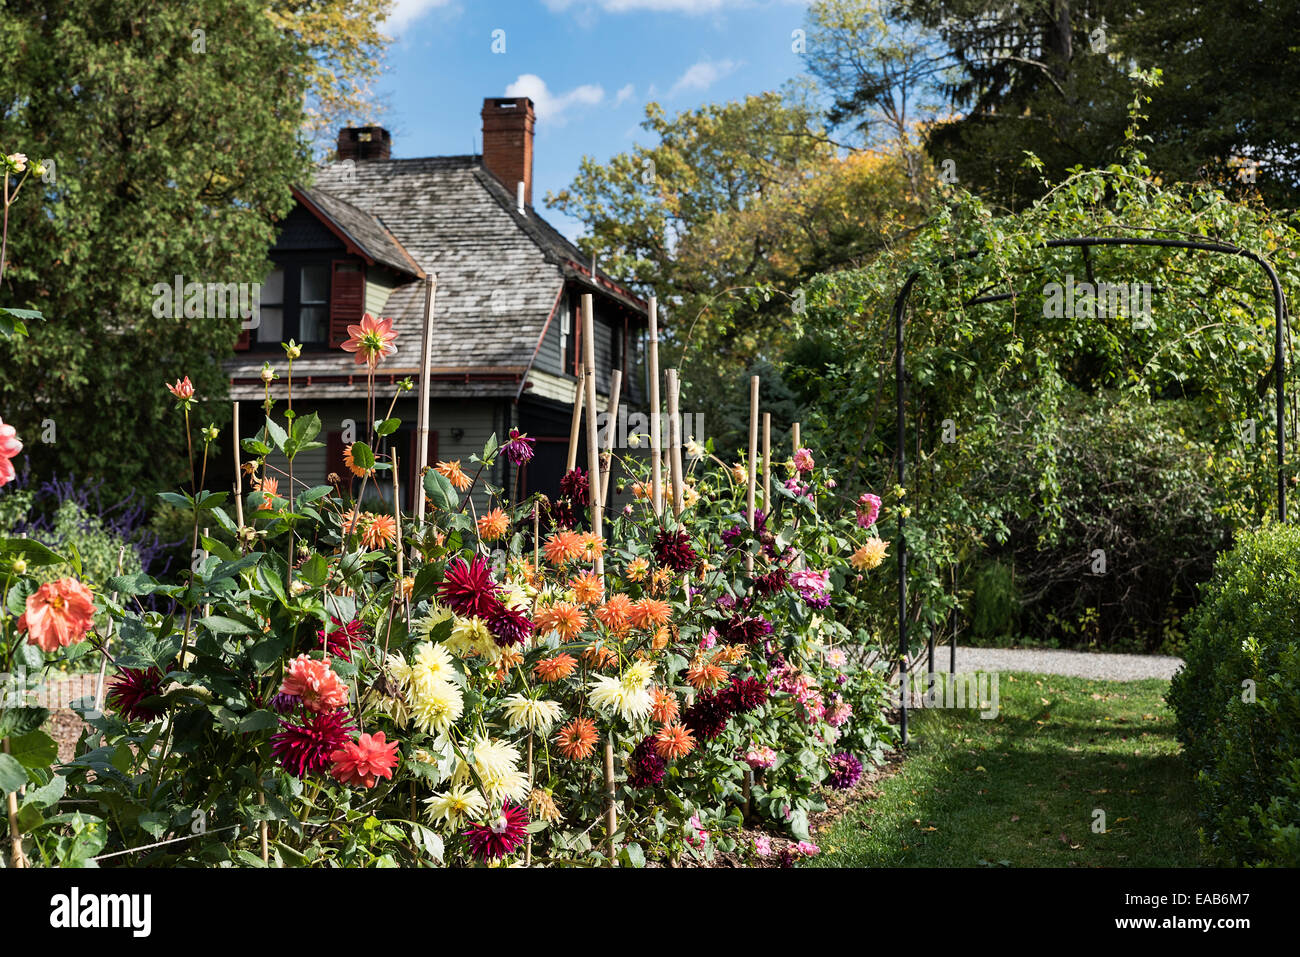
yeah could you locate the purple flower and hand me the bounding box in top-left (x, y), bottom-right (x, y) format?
top-left (626, 735), bottom-right (667, 788)
top-left (503, 429), bottom-right (535, 466)
top-left (826, 751), bottom-right (863, 790)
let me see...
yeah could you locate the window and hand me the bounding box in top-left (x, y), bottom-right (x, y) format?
top-left (252, 262), bottom-right (332, 350)
top-left (559, 293), bottom-right (580, 375)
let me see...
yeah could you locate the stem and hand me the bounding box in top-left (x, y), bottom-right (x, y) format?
top-left (3, 736), bottom-right (26, 868)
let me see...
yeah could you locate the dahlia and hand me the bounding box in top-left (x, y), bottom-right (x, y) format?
top-left (528, 787), bottom-right (562, 824)
top-left (0, 416), bottom-right (21, 488)
top-left (589, 674), bottom-right (653, 722)
top-left (486, 603), bottom-right (534, 648)
top-left (791, 568), bottom-right (832, 608)
top-left (682, 690), bottom-right (731, 740)
top-left (452, 737), bottom-right (529, 804)
top-left (721, 675), bottom-right (768, 714)
top-left (542, 530), bottom-right (583, 565)
top-left (272, 710), bottom-right (355, 777)
top-left (279, 655), bottom-right (349, 713)
top-left (502, 428), bottom-right (535, 466)
top-left (106, 666), bottom-right (169, 722)
top-left (685, 657), bottom-right (729, 691)
top-left (534, 600), bottom-right (586, 642)
top-left (744, 745), bottom-right (777, 770)
top-left (21, 578), bottom-right (96, 653)
top-left (582, 643), bottom-right (619, 670)
top-left (650, 685), bottom-right (679, 724)
top-left (626, 736), bottom-right (667, 788)
top-left (165, 376), bottom-right (195, 401)
top-left (570, 570), bottom-right (604, 605)
top-left (624, 557), bottom-right (650, 581)
top-left (464, 802), bottom-right (529, 862)
top-left (435, 459), bottom-right (473, 492)
top-left (653, 722), bottom-right (696, 760)
top-left (340, 313), bottom-right (398, 367)
top-left (407, 678), bottom-right (464, 735)
top-left (653, 528), bottom-right (698, 573)
top-left (825, 695), bottom-right (853, 728)
top-left (793, 447), bottom-right (815, 473)
top-left (752, 568), bottom-right (789, 595)
top-left (330, 731), bottom-right (400, 788)
top-left (577, 532), bottom-right (605, 562)
top-left (594, 593), bottom-right (632, 632)
top-left (555, 716), bottom-right (599, 760)
top-left (438, 555), bottom-right (503, 620)
top-left (851, 539), bottom-right (889, 571)
top-left (501, 694), bottom-right (563, 734)
top-left (476, 508), bottom-right (510, 542)
top-left (719, 614), bottom-right (773, 646)
top-left (627, 597), bottom-right (671, 630)
top-left (534, 652), bottom-right (578, 683)
top-left (826, 752), bottom-right (863, 790)
top-left (424, 784), bottom-right (487, 828)
top-left (559, 467), bottom-right (590, 508)
top-left (856, 492), bottom-right (882, 529)
top-left (318, 616), bottom-right (367, 662)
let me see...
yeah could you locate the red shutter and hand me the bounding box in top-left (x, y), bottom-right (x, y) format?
top-left (235, 326), bottom-right (251, 351)
top-left (326, 430), bottom-right (346, 480)
top-left (329, 262), bottom-right (366, 348)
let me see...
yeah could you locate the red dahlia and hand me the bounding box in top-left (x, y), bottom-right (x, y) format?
top-left (317, 616), bottom-right (368, 662)
top-left (106, 666), bottom-right (169, 722)
top-left (438, 555), bottom-right (503, 620)
top-left (653, 528), bottom-right (699, 572)
top-left (464, 802), bottom-right (530, 861)
top-left (487, 604), bottom-right (534, 647)
top-left (272, 710), bottom-right (355, 777)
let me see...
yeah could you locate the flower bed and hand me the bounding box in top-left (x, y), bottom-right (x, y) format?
top-left (0, 326), bottom-right (895, 868)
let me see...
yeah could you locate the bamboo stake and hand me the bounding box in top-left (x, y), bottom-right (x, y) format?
top-left (566, 370), bottom-right (586, 472)
top-left (762, 412), bottom-right (771, 511)
top-left (581, 292), bottom-right (615, 865)
top-left (647, 296), bottom-right (663, 516)
top-left (665, 369), bottom-right (684, 516)
top-left (792, 421), bottom-right (801, 454)
top-left (746, 375), bottom-right (759, 575)
top-left (232, 401), bottom-right (244, 528)
top-left (415, 276), bottom-right (438, 525)
top-left (600, 369), bottom-right (623, 509)
top-left (4, 737), bottom-right (25, 867)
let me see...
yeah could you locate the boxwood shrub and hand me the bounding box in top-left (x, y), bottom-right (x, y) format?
top-left (1167, 522), bottom-right (1300, 865)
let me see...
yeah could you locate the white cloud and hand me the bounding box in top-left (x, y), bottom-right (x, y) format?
top-left (614, 83), bottom-right (636, 106)
top-left (385, 0), bottom-right (455, 33)
top-left (505, 74), bottom-right (604, 126)
top-left (669, 58), bottom-right (741, 95)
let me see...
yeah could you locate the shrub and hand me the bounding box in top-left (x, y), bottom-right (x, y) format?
top-left (1167, 522), bottom-right (1300, 865)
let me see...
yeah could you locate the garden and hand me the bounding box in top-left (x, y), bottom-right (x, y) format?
top-left (0, 0), bottom-right (1298, 895)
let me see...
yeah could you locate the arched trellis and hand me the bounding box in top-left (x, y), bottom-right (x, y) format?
top-left (893, 236), bottom-right (1291, 745)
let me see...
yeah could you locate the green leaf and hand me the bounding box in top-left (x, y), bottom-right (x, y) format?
top-left (0, 754), bottom-right (28, 794)
top-left (0, 537), bottom-right (66, 567)
top-left (422, 468), bottom-right (458, 510)
top-left (264, 417), bottom-right (290, 454)
top-left (298, 553), bottom-right (329, 587)
top-left (8, 730), bottom-right (57, 769)
top-left (350, 442), bottom-right (376, 470)
top-left (249, 636), bottom-right (290, 673)
top-left (376, 417), bottom-right (400, 437)
top-left (0, 707), bottom-right (49, 738)
top-left (237, 710), bottom-right (280, 734)
top-left (21, 773), bottom-right (66, 811)
top-left (200, 614), bottom-right (256, 635)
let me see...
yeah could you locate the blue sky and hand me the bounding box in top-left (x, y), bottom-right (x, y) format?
top-left (377, 0), bottom-right (814, 240)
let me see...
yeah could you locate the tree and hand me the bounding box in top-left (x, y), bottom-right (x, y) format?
top-left (0, 0), bottom-right (346, 502)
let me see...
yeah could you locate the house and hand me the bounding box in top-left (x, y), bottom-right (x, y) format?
top-left (223, 97), bottom-right (650, 512)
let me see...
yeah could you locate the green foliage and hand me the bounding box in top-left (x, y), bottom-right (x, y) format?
top-left (1167, 523), bottom-right (1300, 865)
top-left (968, 561), bottom-right (1018, 641)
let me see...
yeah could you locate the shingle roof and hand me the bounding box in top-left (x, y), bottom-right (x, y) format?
top-left (294, 186), bottom-right (424, 278)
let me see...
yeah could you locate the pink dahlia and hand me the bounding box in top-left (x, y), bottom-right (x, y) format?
top-left (438, 554), bottom-right (503, 620)
top-left (279, 654), bottom-right (349, 713)
top-left (793, 447), bottom-right (815, 473)
top-left (464, 802), bottom-right (530, 862)
top-left (330, 731), bottom-right (400, 788)
top-left (856, 493), bottom-right (882, 529)
top-left (0, 416), bottom-right (22, 488)
top-left (340, 313), bottom-right (398, 367)
top-left (21, 578), bottom-right (96, 653)
top-left (503, 428), bottom-right (535, 466)
top-left (272, 710), bottom-right (355, 777)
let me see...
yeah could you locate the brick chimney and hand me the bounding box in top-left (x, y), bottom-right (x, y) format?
top-left (481, 97), bottom-right (535, 207)
top-left (336, 126), bottom-right (391, 162)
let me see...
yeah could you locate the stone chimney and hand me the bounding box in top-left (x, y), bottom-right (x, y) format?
top-left (336, 126), bottom-right (391, 162)
top-left (481, 97), bottom-right (535, 207)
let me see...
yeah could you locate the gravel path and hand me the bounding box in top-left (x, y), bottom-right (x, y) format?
top-left (919, 645), bottom-right (1184, 682)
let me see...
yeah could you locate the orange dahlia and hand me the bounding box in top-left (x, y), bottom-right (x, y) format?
top-left (254, 476), bottom-right (279, 510)
top-left (360, 513), bottom-right (397, 550)
top-left (685, 657), bottom-right (729, 691)
top-left (534, 652), bottom-right (578, 683)
top-left (555, 717), bottom-right (599, 760)
top-left (542, 530), bottom-right (583, 566)
top-left (476, 508), bottom-right (510, 542)
top-left (577, 532), bottom-right (605, 562)
top-left (20, 578), bottom-right (96, 653)
top-left (653, 722), bottom-right (696, 760)
top-left (534, 601), bottom-right (586, 642)
top-left (628, 597), bottom-right (672, 630)
top-left (343, 443), bottom-right (373, 478)
top-left (625, 557), bottom-right (650, 581)
top-left (594, 593), bottom-right (632, 633)
top-left (570, 570), bottom-right (604, 606)
top-left (581, 643), bottom-right (619, 670)
top-left (651, 625), bottom-right (671, 651)
top-left (435, 459), bottom-right (473, 492)
top-left (714, 643), bottom-right (749, 665)
top-left (650, 685), bottom-right (679, 724)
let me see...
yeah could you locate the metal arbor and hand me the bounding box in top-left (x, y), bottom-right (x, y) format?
top-left (892, 236), bottom-right (1291, 745)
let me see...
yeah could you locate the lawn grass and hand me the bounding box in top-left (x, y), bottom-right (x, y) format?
top-left (810, 672), bottom-right (1201, 867)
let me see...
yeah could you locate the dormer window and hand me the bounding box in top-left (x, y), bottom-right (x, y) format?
top-left (252, 261), bottom-right (332, 350)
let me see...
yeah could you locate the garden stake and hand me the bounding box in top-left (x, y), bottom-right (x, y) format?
top-left (648, 296), bottom-right (663, 516)
top-left (4, 736), bottom-right (25, 867)
top-left (746, 375), bottom-right (759, 575)
top-left (603, 735), bottom-right (617, 866)
top-left (415, 275), bottom-right (438, 524)
top-left (232, 401), bottom-right (245, 528)
top-left (581, 294), bottom-right (604, 578)
top-left (566, 370), bottom-right (586, 472)
top-left (666, 369), bottom-right (684, 515)
top-left (762, 412), bottom-right (771, 509)
top-left (601, 368), bottom-right (623, 508)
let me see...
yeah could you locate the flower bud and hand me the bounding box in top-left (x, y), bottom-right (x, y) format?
top-left (12, 557), bottom-right (27, 575)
